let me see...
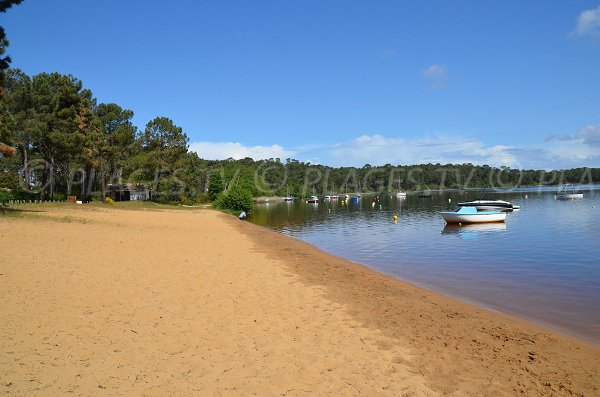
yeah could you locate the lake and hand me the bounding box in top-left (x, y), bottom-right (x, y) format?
top-left (250, 185), bottom-right (600, 344)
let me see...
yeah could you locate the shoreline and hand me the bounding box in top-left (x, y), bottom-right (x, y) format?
top-left (2, 205), bottom-right (599, 395)
top-left (237, 216), bottom-right (598, 347)
top-left (230, 211), bottom-right (600, 394)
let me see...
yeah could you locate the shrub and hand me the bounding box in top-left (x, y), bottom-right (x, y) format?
top-left (0, 189), bottom-right (13, 205)
top-left (213, 185), bottom-right (253, 212)
top-left (0, 173), bottom-right (19, 190)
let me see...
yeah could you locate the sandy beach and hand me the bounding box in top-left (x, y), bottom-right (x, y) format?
top-left (1, 204), bottom-right (598, 396)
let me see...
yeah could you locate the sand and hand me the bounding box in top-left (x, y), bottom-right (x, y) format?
top-left (1, 205), bottom-right (598, 396)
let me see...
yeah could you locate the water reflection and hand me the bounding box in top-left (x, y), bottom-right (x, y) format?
top-left (442, 223), bottom-right (507, 240)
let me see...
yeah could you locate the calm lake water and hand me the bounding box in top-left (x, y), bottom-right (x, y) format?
top-left (250, 185), bottom-right (600, 344)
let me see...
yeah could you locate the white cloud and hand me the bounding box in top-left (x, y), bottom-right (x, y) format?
top-left (575, 124), bottom-right (600, 147)
top-left (328, 134), bottom-right (520, 168)
top-left (540, 124), bottom-right (600, 168)
top-left (189, 141), bottom-right (295, 161)
top-left (574, 5), bottom-right (600, 37)
top-left (188, 126), bottom-right (600, 170)
top-left (422, 64), bottom-right (448, 88)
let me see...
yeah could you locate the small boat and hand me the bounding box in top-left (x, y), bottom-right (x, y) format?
top-left (307, 195), bottom-right (319, 203)
top-left (458, 199), bottom-right (520, 211)
top-left (556, 184), bottom-right (583, 200)
top-left (283, 196), bottom-right (295, 202)
top-left (324, 195), bottom-right (331, 200)
top-left (396, 191), bottom-right (407, 197)
top-left (330, 194), bottom-right (339, 200)
top-left (440, 206), bottom-right (506, 224)
top-left (351, 195), bottom-right (361, 202)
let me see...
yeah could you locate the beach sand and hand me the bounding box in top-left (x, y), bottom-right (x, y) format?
top-left (1, 205), bottom-right (598, 396)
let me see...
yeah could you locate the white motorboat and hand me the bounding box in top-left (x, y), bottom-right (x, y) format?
top-left (440, 206), bottom-right (506, 224)
top-left (396, 191), bottom-right (407, 197)
top-left (556, 184), bottom-right (583, 200)
top-left (458, 199), bottom-right (520, 211)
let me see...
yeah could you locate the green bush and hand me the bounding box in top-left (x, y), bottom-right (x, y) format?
top-left (213, 185), bottom-right (253, 212)
top-left (0, 190), bottom-right (14, 205)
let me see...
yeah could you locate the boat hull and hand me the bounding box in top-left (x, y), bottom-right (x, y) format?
top-left (440, 212), bottom-right (506, 224)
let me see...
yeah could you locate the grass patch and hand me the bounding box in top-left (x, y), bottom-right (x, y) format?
top-left (0, 206), bottom-right (90, 224)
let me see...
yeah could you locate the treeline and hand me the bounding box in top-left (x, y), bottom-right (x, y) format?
top-left (1, 68), bottom-right (599, 205)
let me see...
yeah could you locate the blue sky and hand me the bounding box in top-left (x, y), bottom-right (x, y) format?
top-left (3, 0), bottom-right (600, 169)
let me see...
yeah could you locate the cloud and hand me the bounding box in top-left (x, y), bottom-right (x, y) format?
top-left (547, 124), bottom-right (600, 147)
top-left (189, 141), bottom-right (295, 161)
top-left (537, 124), bottom-right (600, 168)
top-left (328, 134), bottom-right (520, 168)
top-left (575, 124), bottom-right (600, 147)
top-left (574, 5), bottom-right (600, 37)
top-left (188, 125), bottom-right (600, 170)
top-left (422, 64), bottom-right (448, 89)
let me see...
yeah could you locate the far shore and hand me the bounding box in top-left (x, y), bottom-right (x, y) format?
top-left (1, 204), bottom-right (599, 396)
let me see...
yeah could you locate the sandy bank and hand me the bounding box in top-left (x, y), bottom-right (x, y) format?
top-left (1, 205), bottom-right (598, 396)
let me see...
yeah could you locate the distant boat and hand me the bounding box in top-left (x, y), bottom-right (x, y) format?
top-left (324, 195), bottom-right (331, 200)
top-left (283, 196), bottom-right (295, 202)
top-left (440, 206), bottom-right (506, 224)
top-left (307, 195), bottom-right (319, 203)
top-left (419, 191), bottom-right (432, 198)
top-left (351, 195), bottom-right (361, 203)
top-left (330, 194), bottom-right (339, 200)
top-left (556, 184), bottom-right (583, 200)
top-left (396, 191), bottom-right (407, 197)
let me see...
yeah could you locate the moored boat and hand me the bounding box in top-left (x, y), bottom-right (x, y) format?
top-left (307, 195), bottom-right (319, 203)
top-left (556, 184), bottom-right (583, 200)
top-left (458, 199), bottom-right (520, 211)
top-left (396, 191), bottom-right (407, 197)
top-left (440, 206), bottom-right (506, 224)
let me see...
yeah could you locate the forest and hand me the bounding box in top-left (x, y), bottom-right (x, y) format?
top-left (0, 67), bottom-right (599, 208)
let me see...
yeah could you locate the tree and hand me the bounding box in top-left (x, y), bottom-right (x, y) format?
top-left (96, 103), bottom-right (136, 198)
top-left (140, 117), bottom-right (189, 196)
top-left (3, 69), bottom-right (37, 186)
top-left (0, 0), bottom-right (24, 95)
top-left (207, 171), bottom-right (223, 200)
top-left (0, 1), bottom-right (24, 159)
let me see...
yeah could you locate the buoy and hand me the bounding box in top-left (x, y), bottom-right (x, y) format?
top-left (393, 214), bottom-right (398, 222)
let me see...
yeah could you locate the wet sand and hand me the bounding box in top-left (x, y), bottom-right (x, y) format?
top-left (1, 205), bottom-right (598, 396)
